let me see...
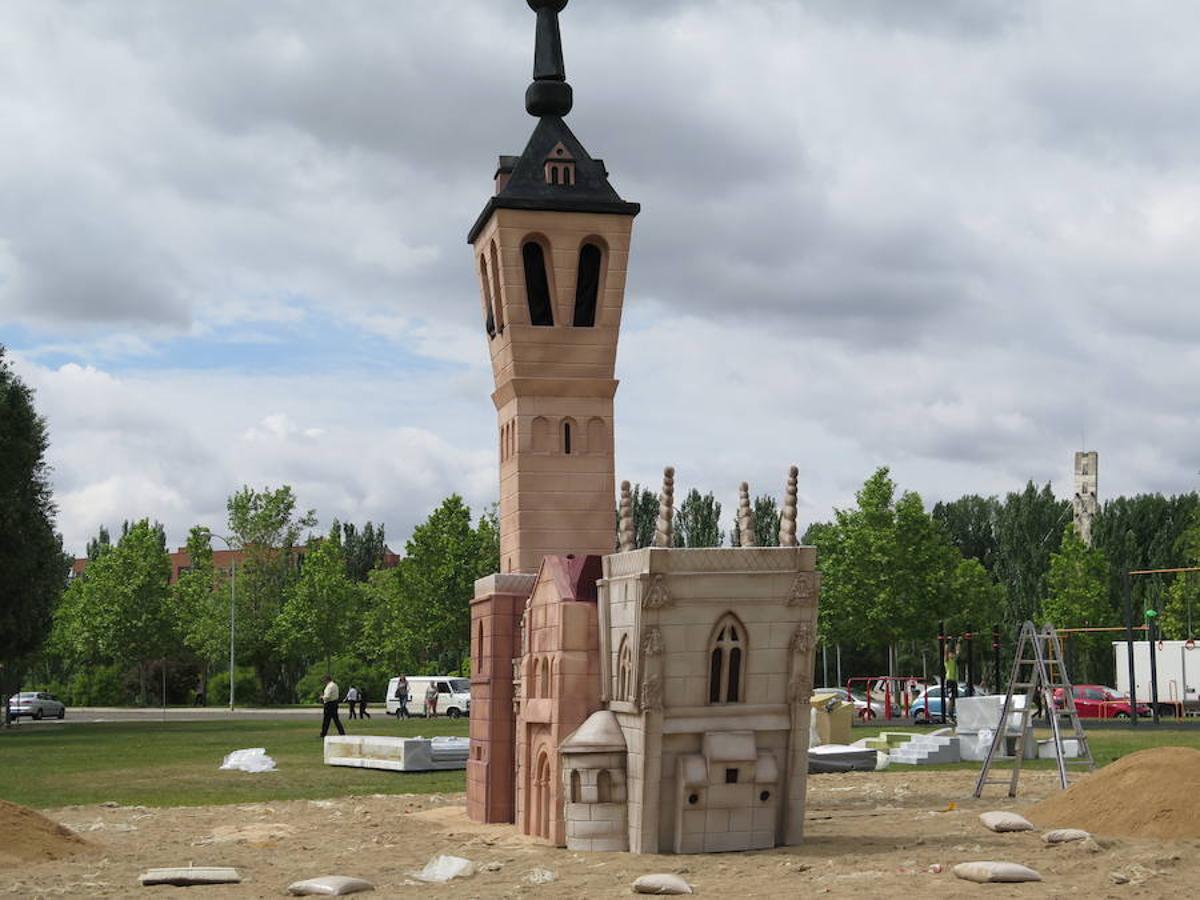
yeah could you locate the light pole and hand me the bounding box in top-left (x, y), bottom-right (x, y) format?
top-left (204, 531), bottom-right (239, 711)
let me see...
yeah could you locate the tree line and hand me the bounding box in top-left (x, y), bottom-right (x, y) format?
top-left (35, 488), bottom-right (497, 706)
top-left (621, 468), bottom-right (1200, 686)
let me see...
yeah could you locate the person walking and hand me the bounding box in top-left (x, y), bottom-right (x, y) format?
top-left (345, 685), bottom-right (360, 720)
top-left (944, 641), bottom-right (960, 722)
top-left (319, 675), bottom-right (345, 738)
top-left (394, 675), bottom-right (410, 719)
top-left (358, 685), bottom-right (371, 719)
top-left (425, 682), bottom-right (438, 718)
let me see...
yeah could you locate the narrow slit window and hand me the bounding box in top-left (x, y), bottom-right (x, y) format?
top-left (563, 421), bottom-right (572, 455)
top-left (574, 243), bottom-right (602, 327)
top-left (522, 241), bottom-right (554, 326)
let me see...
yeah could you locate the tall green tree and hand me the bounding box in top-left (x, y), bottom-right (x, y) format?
top-left (171, 526), bottom-right (229, 692)
top-left (630, 484), bottom-right (659, 549)
top-left (225, 485), bottom-right (317, 701)
top-left (932, 494), bottom-right (1001, 572)
top-left (49, 519), bottom-right (175, 702)
top-left (993, 481), bottom-right (1071, 626)
top-left (0, 347), bottom-right (68, 676)
top-left (1162, 508), bottom-right (1200, 640)
top-left (361, 497), bottom-right (498, 675)
top-left (674, 489), bottom-right (724, 547)
top-left (272, 526), bottom-right (364, 672)
top-left (807, 468), bottom-right (991, 655)
top-left (334, 520), bottom-right (389, 582)
top-left (1043, 525), bottom-right (1113, 682)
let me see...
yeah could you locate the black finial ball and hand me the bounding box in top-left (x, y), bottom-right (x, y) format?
top-left (526, 81), bottom-right (573, 117)
top-left (527, 0), bottom-right (568, 11)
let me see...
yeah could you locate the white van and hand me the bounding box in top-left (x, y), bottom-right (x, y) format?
top-left (386, 676), bottom-right (471, 719)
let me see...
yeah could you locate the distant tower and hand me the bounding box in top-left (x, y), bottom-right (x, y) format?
top-left (1072, 451), bottom-right (1099, 546)
top-left (468, 0), bottom-right (640, 575)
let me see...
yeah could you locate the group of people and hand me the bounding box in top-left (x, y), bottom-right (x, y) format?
top-left (390, 675), bottom-right (440, 719)
top-left (317, 674), bottom-right (442, 737)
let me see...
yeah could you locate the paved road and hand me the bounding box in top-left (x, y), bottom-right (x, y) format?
top-left (5, 705), bottom-right (385, 725)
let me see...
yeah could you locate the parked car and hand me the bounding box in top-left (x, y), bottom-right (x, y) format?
top-left (386, 676), bottom-right (471, 718)
top-left (1052, 684), bottom-right (1150, 719)
top-left (822, 688), bottom-right (886, 721)
top-left (8, 691), bottom-right (66, 720)
top-left (910, 685), bottom-right (987, 723)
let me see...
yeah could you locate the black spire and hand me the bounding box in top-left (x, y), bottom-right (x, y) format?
top-left (525, 0), bottom-right (572, 117)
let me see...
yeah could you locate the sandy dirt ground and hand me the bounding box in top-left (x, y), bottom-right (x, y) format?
top-left (9, 770), bottom-right (1199, 897)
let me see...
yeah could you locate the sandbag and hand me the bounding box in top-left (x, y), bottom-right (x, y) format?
top-left (219, 747), bottom-right (277, 773)
top-left (139, 867), bottom-right (241, 886)
top-left (979, 810), bottom-right (1035, 832)
top-left (412, 855), bottom-right (475, 883)
top-left (953, 861), bottom-right (1042, 883)
top-left (632, 873), bottom-right (694, 895)
top-left (287, 875), bottom-right (374, 896)
top-left (1043, 828), bottom-right (1090, 844)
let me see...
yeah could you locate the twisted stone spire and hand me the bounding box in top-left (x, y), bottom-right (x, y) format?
top-left (618, 480), bottom-right (635, 552)
top-left (653, 466), bottom-right (675, 548)
top-left (738, 481), bottom-right (757, 547)
top-left (779, 465), bottom-right (799, 547)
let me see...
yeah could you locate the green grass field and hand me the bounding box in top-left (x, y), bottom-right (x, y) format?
top-left (2, 719), bottom-right (1197, 810)
top-left (0, 717), bottom-right (469, 809)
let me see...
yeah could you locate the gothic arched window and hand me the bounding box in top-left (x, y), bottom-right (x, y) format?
top-left (573, 242), bottom-right (602, 327)
top-left (616, 634), bottom-right (634, 702)
top-left (708, 614), bottom-right (746, 704)
top-left (522, 240), bottom-right (554, 326)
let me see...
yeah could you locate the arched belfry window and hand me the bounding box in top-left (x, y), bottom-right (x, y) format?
top-left (479, 257), bottom-right (496, 338)
top-left (574, 243), bottom-right (602, 327)
top-left (708, 614), bottom-right (746, 704)
top-left (489, 241), bottom-right (505, 333)
top-left (522, 241), bottom-right (554, 326)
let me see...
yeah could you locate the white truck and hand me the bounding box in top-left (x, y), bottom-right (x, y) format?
top-left (1113, 639), bottom-right (1200, 716)
top-left (386, 676), bottom-right (471, 719)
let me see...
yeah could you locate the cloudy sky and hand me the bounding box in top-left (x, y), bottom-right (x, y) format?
top-left (3, 0), bottom-right (1199, 557)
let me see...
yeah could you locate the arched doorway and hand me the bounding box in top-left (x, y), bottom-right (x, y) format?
top-left (533, 750), bottom-right (552, 840)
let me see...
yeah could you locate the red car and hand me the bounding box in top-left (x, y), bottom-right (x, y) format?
top-left (1052, 684), bottom-right (1150, 719)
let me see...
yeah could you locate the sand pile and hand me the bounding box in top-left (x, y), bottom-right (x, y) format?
top-left (0, 799), bottom-right (90, 868)
top-left (1029, 746), bottom-right (1200, 839)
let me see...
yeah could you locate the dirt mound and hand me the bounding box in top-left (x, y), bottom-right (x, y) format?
top-left (1029, 746), bottom-right (1200, 839)
top-left (0, 799), bottom-right (90, 869)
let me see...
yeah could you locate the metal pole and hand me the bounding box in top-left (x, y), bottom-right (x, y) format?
top-left (835, 643), bottom-right (842, 689)
top-left (822, 642), bottom-right (828, 689)
top-left (965, 627), bottom-right (975, 697)
top-left (1147, 609), bottom-right (1160, 725)
top-left (992, 625), bottom-right (1000, 695)
top-left (229, 557), bottom-right (237, 711)
top-left (1123, 573), bottom-right (1138, 728)
top-left (937, 621), bottom-right (947, 725)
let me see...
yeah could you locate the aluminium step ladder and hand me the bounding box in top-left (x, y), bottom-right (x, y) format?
top-left (973, 621), bottom-right (1095, 798)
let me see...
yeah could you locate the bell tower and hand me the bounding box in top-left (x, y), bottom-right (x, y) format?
top-left (468, 0), bottom-right (640, 575)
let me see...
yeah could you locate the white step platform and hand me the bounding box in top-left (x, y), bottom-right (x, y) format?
top-left (889, 733), bottom-right (961, 765)
top-left (323, 735), bottom-right (469, 772)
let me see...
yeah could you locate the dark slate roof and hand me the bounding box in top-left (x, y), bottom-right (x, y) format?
top-left (467, 116), bottom-right (640, 243)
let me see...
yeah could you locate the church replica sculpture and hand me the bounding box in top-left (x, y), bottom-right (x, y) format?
top-left (466, 1), bottom-right (820, 855)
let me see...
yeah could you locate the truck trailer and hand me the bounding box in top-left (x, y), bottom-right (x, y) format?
top-left (1113, 639), bottom-right (1200, 716)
